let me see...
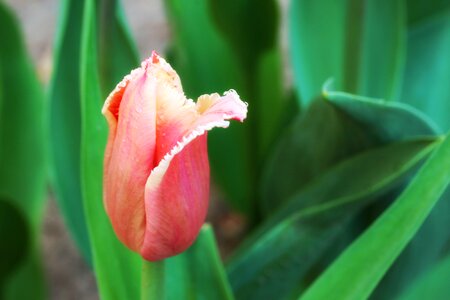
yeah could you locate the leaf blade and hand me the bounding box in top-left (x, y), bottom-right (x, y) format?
top-left (300, 134), bottom-right (450, 300)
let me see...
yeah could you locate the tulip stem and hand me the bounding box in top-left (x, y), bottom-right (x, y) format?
top-left (141, 260), bottom-right (165, 300)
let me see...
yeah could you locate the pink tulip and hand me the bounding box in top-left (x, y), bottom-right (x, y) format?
top-left (102, 52), bottom-right (247, 261)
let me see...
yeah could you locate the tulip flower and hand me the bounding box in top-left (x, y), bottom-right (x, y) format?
top-left (102, 52), bottom-right (247, 261)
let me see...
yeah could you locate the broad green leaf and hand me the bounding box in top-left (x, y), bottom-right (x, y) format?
top-left (80, 0), bottom-right (141, 298)
top-left (289, 0), bottom-right (405, 105)
top-left (397, 253), bottom-right (450, 300)
top-left (228, 138), bottom-right (438, 300)
top-left (324, 87), bottom-right (450, 298)
top-left (142, 225), bottom-right (234, 300)
top-left (164, 0), bottom-right (254, 215)
top-left (260, 98), bottom-right (378, 216)
top-left (0, 3), bottom-right (47, 299)
top-left (400, 9), bottom-right (450, 131)
top-left (262, 86), bottom-right (436, 215)
top-left (48, 0), bottom-right (91, 264)
top-left (324, 87), bottom-right (439, 140)
top-left (300, 134), bottom-right (450, 300)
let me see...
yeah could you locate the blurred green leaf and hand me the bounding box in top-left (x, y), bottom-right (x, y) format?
top-left (300, 134), bottom-right (450, 300)
top-left (289, 0), bottom-right (405, 105)
top-left (256, 48), bottom-right (285, 155)
top-left (49, 0), bottom-right (91, 264)
top-left (164, 0), bottom-right (255, 216)
top-left (0, 198), bottom-right (29, 295)
top-left (400, 9), bottom-right (450, 131)
top-left (0, 3), bottom-right (47, 299)
top-left (208, 0), bottom-right (278, 71)
top-left (289, 0), bottom-right (346, 105)
top-left (80, 0), bottom-right (141, 298)
top-left (406, 0), bottom-right (449, 25)
top-left (207, 0), bottom-right (285, 153)
top-left (356, 0), bottom-right (405, 101)
top-left (397, 252), bottom-right (450, 300)
top-left (228, 138), bottom-right (438, 300)
top-left (142, 225), bottom-right (234, 300)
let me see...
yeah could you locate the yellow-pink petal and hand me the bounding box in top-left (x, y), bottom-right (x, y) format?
top-left (102, 52), bottom-right (247, 261)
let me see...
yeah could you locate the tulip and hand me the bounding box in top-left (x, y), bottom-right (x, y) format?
top-left (102, 52), bottom-right (247, 261)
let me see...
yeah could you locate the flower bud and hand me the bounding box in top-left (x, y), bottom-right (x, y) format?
top-left (102, 52), bottom-right (247, 261)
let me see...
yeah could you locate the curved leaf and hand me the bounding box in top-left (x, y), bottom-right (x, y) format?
top-left (324, 87), bottom-right (450, 298)
top-left (260, 98), bottom-right (378, 215)
top-left (300, 134), bottom-right (450, 300)
top-left (324, 86), bottom-right (439, 139)
top-left (228, 138), bottom-right (438, 300)
top-left (48, 0), bottom-right (91, 264)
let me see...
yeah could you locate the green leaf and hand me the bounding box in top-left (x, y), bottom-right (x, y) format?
top-left (406, 0), bottom-right (449, 25)
top-left (207, 0), bottom-right (285, 164)
top-left (396, 253), bottom-right (450, 300)
top-left (400, 9), bottom-right (450, 131)
top-left (261, 87), bottom-right (437, 215)
top-left (164, 0), bottom-right (254, 215)
top-left (372, 182), bottom-right (450, 299)
top-left (207, 0), bottom-right (278, 72)
top-left (299, 134), bottom-right (450, 300)
top-left (255, 47), bottom-right (286, 155)
top-left (260, 98), bottom-right (378, 216)
top-left (48, 0), bottom-right (91, 264)
top-left (289, 0), bottom-right (346, 105)
top-left (80, 0), bottom-right (141, 298)
top-left (324, 87), bottom-right (449, 299)
top-left (323, 86), bottom-right (439, 140)
top-left (356, 0), bottom-right (405, 101)
top-left (0, 3), bottom-right (47, 299)
top-left (142, 225), bottom-right (234, 300)
top-left (289, 0), bottom-right (405, 105)
top-left (0, 198), bottom-right (29, 295)
top-left (228, 138), bottom-right (438, 300)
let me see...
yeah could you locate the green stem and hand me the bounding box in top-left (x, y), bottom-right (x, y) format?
top-left (141, 260), bottom-right (165, 300)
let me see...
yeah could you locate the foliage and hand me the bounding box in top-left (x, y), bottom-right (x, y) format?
top-left (0, 0), bottom-right (449, 299)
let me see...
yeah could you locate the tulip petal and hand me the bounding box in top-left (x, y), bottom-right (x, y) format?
top-left (141, 87), bottom-right (247, 261)
top-left (102, 64), bottom-right (158, 251)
